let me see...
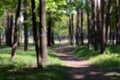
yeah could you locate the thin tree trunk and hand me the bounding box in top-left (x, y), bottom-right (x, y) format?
top-left (71, 14), bottom-right (75, 45)
top-left (31, 0), bottom-right (42, 68)
top-left (80, 9), bottom-right (84, 45)
top-left (116, 0), bottom-right (120, 45)
top-left (24, 0), bottom-right (28, 51)
top-left (69, 14), bottom-right (73, 45)
top-left (87, 9), bottom-right (91, 49)
top-left (91, 0), bottom-right (95, 46)
top-left (47, 12), bottom-right (52, 46)
top-left (52, 30), bottom-right (54, 45)
top-left (100, 0), bottom-right (106, 53)
top-left (76, 9), bottom-right (80, 45)
top-left (6, 13), bottom-right (12, 47)
top-left (105, 0), bottom-right (112, 46)
top-left (91, 0), bottom-right (98, 50)
top-left (10, 14), bottom-right (13, 46)
top-left (11, 0), bottom-right (21, 60)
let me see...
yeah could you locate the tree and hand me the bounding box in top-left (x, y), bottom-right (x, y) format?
top-left (105, 0), bottom-right (112, 46)
top-left (39, 0), bottom-right (48, 67)
top-left (5, 13), bottom-right (13, 47)
top-left (11, 0), bottom-right (21, 60)
top-left (116, 0), bottom-right (120, 45)
top-left (31, 0), bottom-right (41, 68)
top-left (46, 0), bottom-right (65, 46)
top-left (31, 0), bottom-right (48, 68)
top-left (23, 0), bottom-right (28, 51)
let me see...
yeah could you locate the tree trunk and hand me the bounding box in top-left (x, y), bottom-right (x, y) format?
top-left (91, 0), bottom-right (95, 46)
top-left (6, 13), bottom-right (13, 47)
top-left (76, 9), bottom-right (80, 45)
top-left (105, 0), bottom-right (112, 46)
top-left (11, 0), bottom-right (21, 60)
top-left (116, 0), bottom-right (120, 45)
top-left (47, 12), bottom-right (52, 46)
top-left (100, 0), bottom-right (106, 53)
top-left (69, 14), bottom-right (74, 45)
top-left (91, 0), bottom-right (98, 50)
top-left (52, 30), bottom-right (54, 45)
top-left (31, 0), bottom-right (42, 68)
top-left (71, 14), bottom-right (75, 45)
top-left (87, 9), bottom-right (91, 49)
top-left (80, 9), bottom-right (84, 45)
top-left (39, 0), bottom-right (48, 68)
top-left (23, 0), bottom-right (28, 51)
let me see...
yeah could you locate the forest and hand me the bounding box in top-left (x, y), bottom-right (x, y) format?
top-left (0, 0), bottom-right (120, 80)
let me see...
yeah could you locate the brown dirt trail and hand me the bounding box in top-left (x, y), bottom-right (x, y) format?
top-left (54, 45), bottom-right (120, 80)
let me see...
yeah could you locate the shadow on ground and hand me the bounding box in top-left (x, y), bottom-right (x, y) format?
top-left (0, 65), bottom-right (66, 80)
top-left (66, 66), bottom-right (120, 80)
top-left (54, 44), bottom-right (120, 80)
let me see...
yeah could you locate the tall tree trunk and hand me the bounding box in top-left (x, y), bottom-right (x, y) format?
top-left (91, 0), bottom-right (95, 46)
top-left (10, 14), bottom-right (13, 46)
top-left (69, 14), bottom-right (74, 45)
top-left (80, 9), bottom-right (84, 45)
top-left (68, 15), bottom-right (71, 44)
top-left (39, 0), bottom-right (48, 68)
top-left (116, 0), bottom-right (120, 45)
top-left (6, 13), bottom-right (13, 47)
top-left (91, 0), bottom-right (98, 50)
top-left (96, 1), bottom-right (101, 45)
top-left (71, 14), bottom-right (75, 45)
top-left (47, 12), bottom-right (52, 46)
top-left (24, 0), bottom-right (28, 51)
top-left (87, 8), bottom-right (91, 49)
top-left (76, 9), bottom-right (80, 45)
top-left (31, 0), bottom-right (41, 68)
top-left (100, 0), bottom-right (106, 53)
top-left (11, 0), bottom-right (21, 60)
top-left (105, 0), bottom-right (112, 45)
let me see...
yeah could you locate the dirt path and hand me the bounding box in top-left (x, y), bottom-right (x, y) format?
top-left (54, 45), bottom-right (120, 80)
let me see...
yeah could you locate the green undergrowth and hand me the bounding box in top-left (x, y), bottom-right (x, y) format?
top-left (0, 45), bottom-right (66, 80)
top-left (73, 44), bottom-right (120, 69)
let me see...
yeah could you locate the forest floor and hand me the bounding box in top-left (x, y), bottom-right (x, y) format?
top-left (54, 44), bottom-right (120, 80)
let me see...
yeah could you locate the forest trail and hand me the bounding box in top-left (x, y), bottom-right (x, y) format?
top-left (54, 45), bottom-right (118, 80)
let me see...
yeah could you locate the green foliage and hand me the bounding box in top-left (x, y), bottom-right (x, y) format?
top-left (0, 15), bottom-right (5, 31)
top-left (0, 0), bottom-right (17, 12)
top-left (46, 0), bottom-right (65, 12)
top-left (0, 45), bottom-right (66, 80)
top-left (54, 16), bottom-right (68, 36)
top-left (73, 44), bottom-right (120, 69)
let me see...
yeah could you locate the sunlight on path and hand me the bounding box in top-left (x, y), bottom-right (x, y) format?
top-left (54, 45), bottom-right (113, 80)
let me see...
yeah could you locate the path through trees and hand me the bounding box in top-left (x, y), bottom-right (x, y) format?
top-left (54, 45), bottom-right (120, 80)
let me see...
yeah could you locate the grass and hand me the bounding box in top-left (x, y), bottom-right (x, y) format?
top-left (0, 45), bottom-right (66, 80)
top-left (73, 44), bottom-right (120, 69)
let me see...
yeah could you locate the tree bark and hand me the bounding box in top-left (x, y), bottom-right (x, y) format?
top-left (80, 9), bottom-right (84, 45)
top-left (116, 0), bottom-right (120, 45)
top-left (76, 9), bottom-right (80, 45)
top-left (100, 0), bottom-right (106, 53)
top-left (23, 0), bottom-right (28, 51)
top-left (11, 0), bottom-right (21, 60)
top-left (39, 0), bottom-right (48, 68)
top-left (31, 0), bottom-right (42, 68)
top-left (6, 13), bottom-right (13, 47)
top-left (105, 0), bottom-right (112, 46)
top-left (47, 12), bottom-right (53, 46)
top-left (87, 8), bottom-right (91, 49)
